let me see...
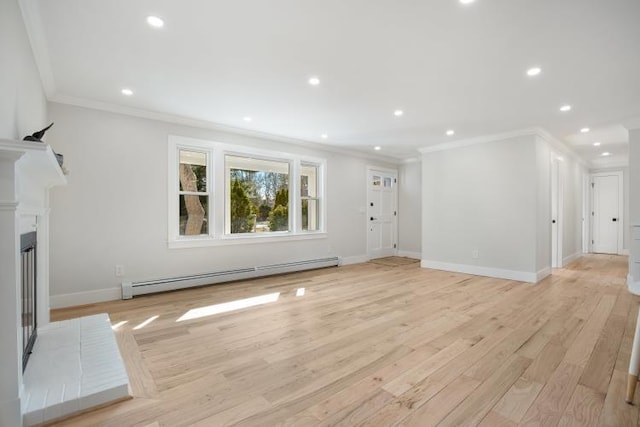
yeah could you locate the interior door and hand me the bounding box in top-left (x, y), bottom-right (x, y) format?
top-left (592, 174), bottom-right (620, 254)
top-left (551, 158), bottom-right (563, 268)
top-left (367, 169), bottom-right (397, 259)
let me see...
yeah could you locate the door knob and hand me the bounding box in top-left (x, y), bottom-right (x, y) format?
top-left (552, 220), bottom-right (556, 224)
top-left (370, 217), bottom-right (374, 221)
top-left (613, 218), bottom-right (617, 222)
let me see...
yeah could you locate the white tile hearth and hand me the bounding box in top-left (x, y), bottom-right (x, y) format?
top-left (22, 313), bottom-right (130, 426)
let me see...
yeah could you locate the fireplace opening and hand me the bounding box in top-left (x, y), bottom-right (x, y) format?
top-left (21, 231), bottom-right (37, 372)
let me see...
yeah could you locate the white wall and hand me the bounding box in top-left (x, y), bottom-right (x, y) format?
top-left (398, 160), bottom-right (421, 257)
top-left (628, 129), bottom-right (640, 286)
top-left (421, 132), bottom-right (585, 283)
top-left (0, 1), bottom-right (48, 425)
top-left (560, 150), bottom-right (587, 262)
top-left (421, 135), bottom-right (539, 281)
top-left (631, 130), bottom-right (640, 225)
top-left (47, 103), bottom-right (398, 305)
top-left (0, 0), bottom-right (47, 140)
top-left (535, 138), bottom-right (551, 273)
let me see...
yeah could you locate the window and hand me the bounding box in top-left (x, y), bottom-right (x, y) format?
top-left (226, 155), bottom-right (290, 234)
top-left (168, 136), bottom-right (326, 247)
top-left (301, 163), bottom-right (320, 231)
top-left (178, 150), bottom-right (209, 236)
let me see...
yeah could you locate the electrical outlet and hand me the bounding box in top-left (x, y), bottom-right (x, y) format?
top-left (472, 249), bottom-right (479, 259)
top-left (115, 265), bottom-right (125, 277)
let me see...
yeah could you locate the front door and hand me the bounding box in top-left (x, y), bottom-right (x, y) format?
top-left (591, 173), bottom-right (621, 254)
top-left (367, 168), bottom-right (397, 259)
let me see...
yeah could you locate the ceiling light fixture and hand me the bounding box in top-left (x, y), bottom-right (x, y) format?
top-left (446, 130), bottom-right (455, 136)
top-left (321, 133), bottom-right (328, 139)
top-left (374, 146), bottom-right (381, 151)
top-left (559, 104), bottom-right (572, 112)
top-left (580, 127), bottom-right (590, 133)
top-left (243, 117), bottom-right (252, 122)
top-left (121, 88), bottom-right (133, 96)
top-left (593, 142), bottom-right (601, 146)
top-left (602, 152), bottom-right (611, 156)
top-left (146, 16), bottom-right (165, 28)
top-left (459, 0), bottom-right (475, 4)
top-left (526, 67), bottom-right (541, 77)
top-left (394, 110), bottom-right (404, 117)
top-left (308, 77), bottom-right (320, 86)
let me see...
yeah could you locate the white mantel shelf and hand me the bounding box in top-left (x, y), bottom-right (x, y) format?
top-left (0, 139), bottom-right (67, 192)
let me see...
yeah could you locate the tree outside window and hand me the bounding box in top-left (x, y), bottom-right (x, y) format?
top-left (179, 150), bottom-right (208, 235)
top-left (226, 155), bottom-right (290, 234)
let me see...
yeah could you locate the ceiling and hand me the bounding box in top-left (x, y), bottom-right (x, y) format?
top-left (25, 0), bottom-right (640, 165)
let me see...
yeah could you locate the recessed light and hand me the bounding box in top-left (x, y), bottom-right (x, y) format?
top-left (243, 117), bottom-right (252, 122)
top-left (593, 142), bottom-right (601, 146)
top-left (602, 152), bottom-right (611, 156)
top-left (446, 129), bottom-right (455, 136)
top-left (394, 110), bottom-right (404, 117)
top-left (308, 77), bottom-right (320, 86)
top-left (320, 133), bottom-right (328, 139)
top-left (526, 67), bottom-right (541, 77)
top-left (374, 146), bottom-right (381, 151)
top-left (559, 104), bottom-right (572, 112)
top-left (460, 0), bottom-right (475, 4)
top-left (121, 88), bottom-right (133, 96)
top-left (580, 127), bottom-right (590, 133)
top-left (146, 16), bottom-right (164, 28)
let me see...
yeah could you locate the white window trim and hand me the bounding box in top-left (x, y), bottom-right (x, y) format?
top-left (168, 135), bottom-right (327, 249)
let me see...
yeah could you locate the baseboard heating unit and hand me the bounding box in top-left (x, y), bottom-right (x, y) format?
top-left (121, 257), bottom-right (340, 299)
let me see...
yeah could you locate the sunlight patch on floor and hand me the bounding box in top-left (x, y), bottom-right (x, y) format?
top-left (111, 320), bottom-right (128, 330)
top-left (133, 315), bottom-right (159, 330)
top-left (177, 292), bottom-right (281, 322)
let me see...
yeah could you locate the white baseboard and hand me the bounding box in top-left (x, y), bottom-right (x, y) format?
top-left (621, 249), bottom-right (630, 256)
top-left (50, 287), bottom-right (121, 309)
top-left (420, 259), bottom-right (538, 283)
top-left (397, 250), bottom-right (421, 260)
top-left (536, 267), bottom-right (552, 282)
top-left (628, 274), bottom-right (640, 296)
top-left (562, 252), bottom-right (583, 266)
top-left (340, 255), bottom-right (369, 266)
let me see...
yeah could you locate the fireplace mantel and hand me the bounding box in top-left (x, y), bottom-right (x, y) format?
top-left (0, 139), bottom-right (66, 426)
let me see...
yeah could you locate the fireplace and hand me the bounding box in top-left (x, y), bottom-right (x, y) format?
top-left (0, 139), bottom-right (67, 426)
top-left (21, 231), bottom-right (37, 372)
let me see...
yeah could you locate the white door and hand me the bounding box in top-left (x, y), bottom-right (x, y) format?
top-left (591, 174), bottom-right (621, 254)
top-left (551, 158), bottom-right (563, 268)
top-left (367, 168), bottom-right (397, 259)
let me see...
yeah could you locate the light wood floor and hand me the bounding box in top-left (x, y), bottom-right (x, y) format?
top-left (48, 254), bottom-right (639, 426)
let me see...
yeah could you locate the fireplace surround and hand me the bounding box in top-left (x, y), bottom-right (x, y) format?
top-left (0, 139), bottom-right (66, 426)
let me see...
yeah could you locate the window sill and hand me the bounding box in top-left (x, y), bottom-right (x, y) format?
top-left (168, 232), bottom-right (327, 249)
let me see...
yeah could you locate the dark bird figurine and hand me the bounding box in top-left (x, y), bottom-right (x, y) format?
top-left (23, 122), bottom-right (54, 142)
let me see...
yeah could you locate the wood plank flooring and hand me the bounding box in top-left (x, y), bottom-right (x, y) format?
top-left (47, 254), bottom-right (638, 426)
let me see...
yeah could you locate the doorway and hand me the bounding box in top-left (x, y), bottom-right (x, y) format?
top-left (591, 171), bottom-right (623, 254)
top-left (367, 167), bottom-right (398, 259)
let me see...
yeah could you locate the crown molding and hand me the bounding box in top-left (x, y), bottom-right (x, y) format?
top-left (418, 128), bottom-right (539, 154)
top-left (534, 127), bottom-right (589, 168)
top-left (49, 94), bottom-right (402, 165)
top-left (19, 0), bottom-right (56, 97)
top-left (419, 127), bottom-right (589, 168)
